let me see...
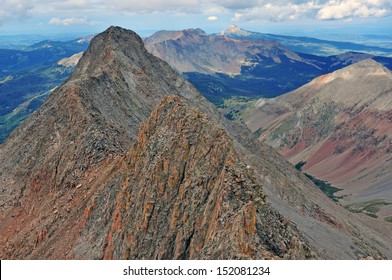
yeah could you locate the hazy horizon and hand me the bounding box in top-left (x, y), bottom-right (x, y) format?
top-left (1, 25), bottom-right (391, 50)
top-left (0, 1), bottom-right (391, 41)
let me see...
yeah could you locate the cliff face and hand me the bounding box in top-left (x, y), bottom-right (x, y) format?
top-left (0, 27), bottom-right (391, 260)
top-left (103, 96), bottom-right (313, 259)
top-left (246, 59), bottom-right (392, 218)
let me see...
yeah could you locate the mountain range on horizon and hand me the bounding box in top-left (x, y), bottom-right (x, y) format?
top-left (145, 26), bottom-right (392, 103)
top-left (1, 26), bottom-right (392, 260)
top-left (220, 25), bottom-right (392, 57)
top-left (2, 25), bottom-right (392, 146)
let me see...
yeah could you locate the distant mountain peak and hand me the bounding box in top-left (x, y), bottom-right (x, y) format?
top-left (183, 28), bottom-right (206, 35)
top-left (227, 25), bottom-right (240, 30)
top-left (221, 25), bottom-right (251, 36)
top-left (145, 26), bottom-right (309, 75)
top-left (347, 58), bottom-right (385, 68)
top-left (144, 28), bottom-right (207, 45)
top-left (319, 58), bottom-right (390, 86)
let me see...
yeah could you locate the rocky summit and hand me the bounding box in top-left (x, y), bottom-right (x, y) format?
top-left (0, 26), bottom-right (391, 260)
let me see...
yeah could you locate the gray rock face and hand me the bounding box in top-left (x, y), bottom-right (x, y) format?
top-left (0, 26), bottom-right (391, 260)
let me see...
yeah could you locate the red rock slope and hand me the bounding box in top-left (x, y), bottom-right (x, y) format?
top-left (246, 59), bottom-right (392, 218)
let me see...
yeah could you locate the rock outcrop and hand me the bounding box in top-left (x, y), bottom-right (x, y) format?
top-left (103, 96), bottom-right (313, 259)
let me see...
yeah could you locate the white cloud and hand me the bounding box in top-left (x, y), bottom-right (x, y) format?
top-left (316, 0), bottom-right (391, 20)
top-left (48, 17), bottom-right (98, 26)
top-left (0, 0), bottom-right (33, 25)
top-left (207, 15), bottom-right (218, 21)
top-left (1, 0), bottom-right (391, 26)
top-left (104, 0), bottom-right (206, 14)
top-left (211, 0), bottom-right (260, 10)
top-left (231, 1), bottom-right (322, 22)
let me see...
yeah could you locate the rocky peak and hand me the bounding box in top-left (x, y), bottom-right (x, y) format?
top-left (307, 59), bottom-right (392, 104)
top-left (103, 95), bottom-right (314, 259)
top-left (183, 28), bottom-right (206, 36)
top-left (144, 28), bottom-right (206, 45)
top-left (72, 26), bottom-right (147, 77)
top-left (221, 25), bottom-right (251, 36)
top-left (335, 58), bottom-right (388, 74)
top-left (145, 26), bottom-right (311, 75)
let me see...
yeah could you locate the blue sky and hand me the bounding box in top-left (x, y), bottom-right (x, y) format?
top-left (0, 0), bottom-right (391, 39)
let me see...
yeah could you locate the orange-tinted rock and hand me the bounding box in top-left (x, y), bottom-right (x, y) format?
top-left (102, 96), bottom-right (314, 259)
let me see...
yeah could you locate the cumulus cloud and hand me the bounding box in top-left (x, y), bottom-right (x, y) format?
top-left (232, 1), bottom-right (322, 22)
top-left (48, 17), bottom-right (98, 26)
top-left (227, 0), bottom-right (392, 22)
top-left (211, 0), bottom-right (260, 10)
top-left (0, 0), bottom-right (33, 25)
top-left (207, 16), bottom-right (218, 21)
top-left (1, 0), bottom-right (391, 26)
top-left (104, 0), bottom-right (206, 14)
top-left (316, 0), bottom-right (391, 20)
top-left (316, 0), bottom-right (392, 20)
top-left (103, 0), bottom-right (392, 21)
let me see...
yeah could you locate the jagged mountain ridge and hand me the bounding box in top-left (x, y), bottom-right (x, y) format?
top-left (102, 96), bottom-right (313, 259)
top-left (0, 27), bottom-right (391, 259)
top-left (246, 59), bottom-right (392, 218)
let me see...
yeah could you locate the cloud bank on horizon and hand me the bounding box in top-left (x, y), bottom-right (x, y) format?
top-left (0, 0), bottom-right (391, 27)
